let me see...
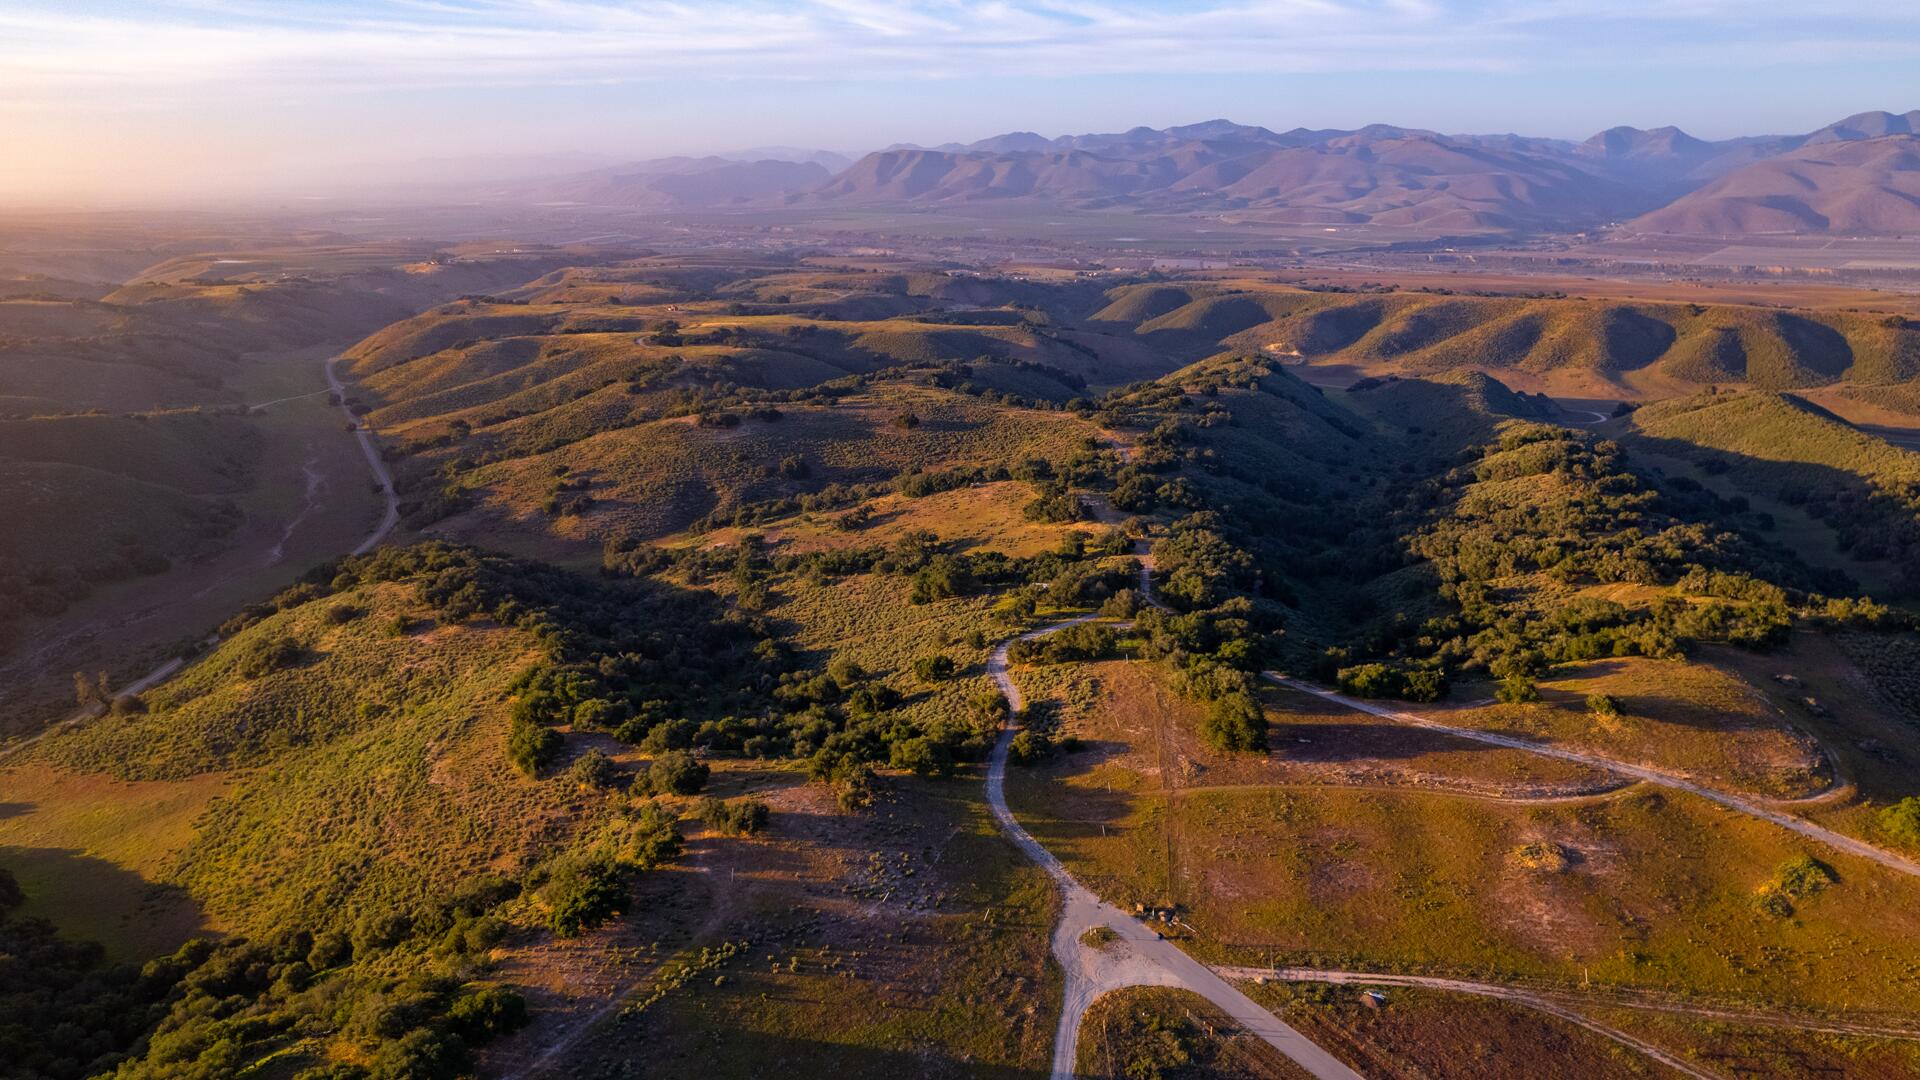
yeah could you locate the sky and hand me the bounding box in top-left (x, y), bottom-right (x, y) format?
top-left (2, 0), bottom-right (1917, 204)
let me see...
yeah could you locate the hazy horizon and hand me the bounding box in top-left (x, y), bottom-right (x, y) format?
top-left (4, 0), bottom-right (1918, 206)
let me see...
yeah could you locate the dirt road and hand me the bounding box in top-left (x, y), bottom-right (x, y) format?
top-left (986, 620), bottom-right (1362, 1080)
top-left (325, 356), bottom-right (400, 555)
top-left (1266, 676), bottom-right (1920, 880)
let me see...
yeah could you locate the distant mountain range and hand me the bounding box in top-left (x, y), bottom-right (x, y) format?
top-left (506, 110), bottom-right (1920, 236)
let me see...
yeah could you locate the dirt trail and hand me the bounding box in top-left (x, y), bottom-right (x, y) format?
top-left (1212, 966), bottom-right (1722, 1080)
top-left (1217, 966), bottom-right (1920, 1043)
top-left (267, 452), bottom-right (327, 565)
top-left (1267, 676), bottom-right (1920, 879)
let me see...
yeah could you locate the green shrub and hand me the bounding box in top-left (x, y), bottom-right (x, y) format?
top-left (912, 654), bottom-right (957, 682)
top-left (565, 749), bottom-right (624, 791)
top-left (235, 634), bottom-right (306, 678)
top-left (1774, 855), bottom-right (1836, 898)
top-left (1755, 854), bottom-right (1837, 918)
top-left (446, 986), bottom-right (529, 1044)
top-left (697, 796), bottom-right (771, 836)
top-left (507, 716), bottom-right (562, 777)
top-left (834, 764), bottom-right (876, 812)
top-left (592, 802), bottom-right (683, 869)
top-left (1336, 663), bottom-right (1400, 699)
top-left (1881, 797), bottom-right (1920, 849)
top-left (1198, 691), bottom-right (1265, 753)
top-left (544, 858), bottom-right (624, 937)
top-left (1496, 674), bottom-right (1540, 704)
top-left (648, 750), bottom-right (709, 795)
top-left (1400, 668), bottom-right (1448, 703)
top-left (1009, 729), bottom-right (1053, 765)
top-left (1586, 692), bottom-right (1623, 718)
top-left (368, 1027), bottom-right (469, 1080)
top-left (889, 736), bottom-right (954, 779)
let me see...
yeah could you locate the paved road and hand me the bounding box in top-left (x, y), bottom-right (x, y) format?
top-left (1266, 675), bottom-right (1920, 880)
top-left (986, 621), bottom-right (1363, 1080)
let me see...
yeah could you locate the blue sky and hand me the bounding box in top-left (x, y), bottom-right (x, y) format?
top-left (2, 1), bottom-right (1916, 201)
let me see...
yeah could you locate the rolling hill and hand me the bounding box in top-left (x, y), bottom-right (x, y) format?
top-left (19, 241), bottom-right (1920, 1080)
top-left (1083, 281), bottom-right (1920, 391)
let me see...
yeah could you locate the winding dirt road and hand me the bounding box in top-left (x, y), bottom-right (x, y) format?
top-left (986, 619), bottom-right (1363, 1080)
top-left (1266, 675), bottom-right (1920, 880)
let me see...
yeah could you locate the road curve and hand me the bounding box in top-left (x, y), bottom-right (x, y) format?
top-left (1266, 675), bottom-right (1920, 880)
top-left (986, 621), bottom-right (1362, 1080)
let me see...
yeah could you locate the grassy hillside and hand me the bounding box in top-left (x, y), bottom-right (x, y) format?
top-left (1079, 282), bottom-right (1920, 392)
top-left (0, 409), bottom-right (256, 490)
top-left (24, 248), bottom-right (1920, 1077)
top-left (324, 263), bottom-right (1146, 561)
top-left (0, 410), bottom-right (257, 655)
top-left (1627, 391), bottom-right (1920, 596)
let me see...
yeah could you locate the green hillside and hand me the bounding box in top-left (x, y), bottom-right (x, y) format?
top-left (1628, 391), bottom-right (1920, 595)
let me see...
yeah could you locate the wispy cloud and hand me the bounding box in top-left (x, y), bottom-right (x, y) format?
top-left (8, 0), bottom-right (1905, 103)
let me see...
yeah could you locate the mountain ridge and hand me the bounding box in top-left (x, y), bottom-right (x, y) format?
top-left (502, 109), bottom-right (1920, 234)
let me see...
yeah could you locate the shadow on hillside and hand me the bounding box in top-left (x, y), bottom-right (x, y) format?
top-left (1274, 721), bottom-right (1514, 763)
top-left (1623, 425), bottom-right (1900, 596)
top-left (614, 1029), bottom-right (1049, 1079)
top-left (1045, 737), bottom-right (1131, 773)
top-left (0, 801), bottom-right (30, 821)
top-left (1532, 657), bottom-right (1813, 736)
top-left (0, 844), bottom-right (210, 959)
top-left (1007, 769), bottom-right (1137, 839)
top-left (1335, 372), bottom-right (1541, 447)
top-left (1267, 686), bottom-right (1517, 762)
top-left (678, 828), bottom-right (818, 878)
